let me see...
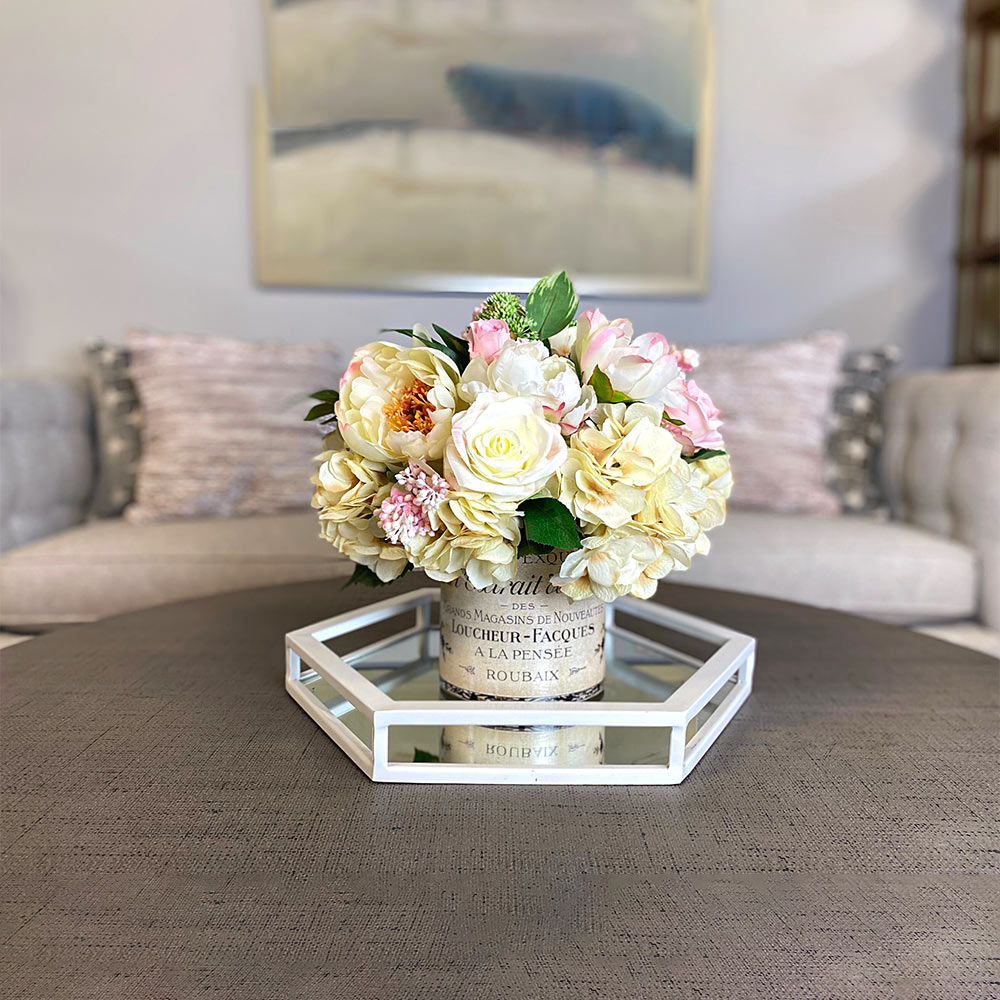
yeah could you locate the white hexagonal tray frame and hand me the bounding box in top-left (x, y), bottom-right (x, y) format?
top-left (285, 588), bottom-right (755, 784)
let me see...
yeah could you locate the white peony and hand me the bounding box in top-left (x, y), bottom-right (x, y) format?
top-left (445, 391), bottom-right (567, 500)
top-left (548, 323), bottom-right (578, 358)
top-left (335, 334), bottom-right (460, 465)
top-left (459, 340), bottom-right (595, 434)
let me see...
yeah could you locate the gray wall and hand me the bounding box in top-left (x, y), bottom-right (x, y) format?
top-left (0, 0), bottom-right (962, 375)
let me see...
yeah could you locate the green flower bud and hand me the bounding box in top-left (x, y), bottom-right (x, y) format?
top-left (477, 291), bottom-right (530, 337)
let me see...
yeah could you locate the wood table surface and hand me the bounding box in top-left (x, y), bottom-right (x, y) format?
top-left (2, 579), bottom-right (997, 999)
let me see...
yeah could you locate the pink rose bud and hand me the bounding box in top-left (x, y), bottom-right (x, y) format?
top-left (465, 318), bottom-right (512, 364)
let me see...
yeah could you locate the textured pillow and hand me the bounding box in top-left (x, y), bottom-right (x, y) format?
top-left (125, 330), bottom-right (340, 523)
top-left (694, 331), bottom-right (848, 515)
top-left (828, 346), bottom-right (901, 515)
top-left (83, 341), bottom-right (143, 517)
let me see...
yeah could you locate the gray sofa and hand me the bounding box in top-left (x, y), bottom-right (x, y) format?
top-left (1, 367), bottom-right (997, 634)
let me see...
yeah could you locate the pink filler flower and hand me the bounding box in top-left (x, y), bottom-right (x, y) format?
top-left (377, 461), bottom-right (449, 546)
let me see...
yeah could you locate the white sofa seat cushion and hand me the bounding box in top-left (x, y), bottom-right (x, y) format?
top-left (669, 510), bottom-right (978, 625)
top-left (0, 512), bottom-right (348, 628)
top-left (0, 509), bottom-right (977, 630)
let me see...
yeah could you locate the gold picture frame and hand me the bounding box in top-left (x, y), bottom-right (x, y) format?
top-left (254, 0), bottom-right (714, 296)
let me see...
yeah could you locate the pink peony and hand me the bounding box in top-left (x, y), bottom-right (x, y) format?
top-left (574, 309), bottom-right (633, 380)
top-left (465, 318), bottom-right (512, 364)
top-left (608, 331), bottom-right (682, 409)
top-left (674, 347), bottom-right (700, 372)
top-left (663, 379), bottom-right (724, 456)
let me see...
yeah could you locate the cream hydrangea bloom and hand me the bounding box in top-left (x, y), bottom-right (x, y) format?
top-left (311, 449), bottom-right (408, 582)
top-left (336, 333), bottom-right (460, 465)
top-left (551, 525), bottom-right (672, 602)
top-left (633, 464), bottom-right (712, 568)
top-left (407, 492), bottom-right (520, 589)
top-left (687, 453), bottom-right (733, 533)
top-left (559, 402), bottom-right (681, 529)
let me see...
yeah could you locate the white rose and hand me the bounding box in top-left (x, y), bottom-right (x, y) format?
top-left (445, 391), bottom-right (567, 500)
top-left (459, 340), bottom-right (593, 434)
top-left (336, 334), bottom-right (460, 465)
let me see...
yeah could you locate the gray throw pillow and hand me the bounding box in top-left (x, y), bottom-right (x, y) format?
top-left (827, 346), bottom-right (900, 515)
top-left (83, 341), bottom-right (143, 517)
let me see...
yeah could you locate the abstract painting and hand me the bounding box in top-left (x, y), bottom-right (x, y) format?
top-left (254, 0), bottom-right (713, 294)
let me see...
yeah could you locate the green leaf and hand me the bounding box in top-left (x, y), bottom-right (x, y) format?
top-left (432, 324), bottom-right (470, 365)
top-left (525, 270), bottom-right (578, 341)
top-left (609, 391), bottom-right (632, 404)
top-left (304, 401), bottom-right (335, 422)
top-left (664, 415), bottom-right (684, 426)
top-left (432, 323), bottom-right (461, 350)
top-left (309, 389), bottom-right (339, 403)
top-left (412, 333), bottom-right (460, 365)
top-left (343, 564), bottom-right (393, 588)
top-left (413, 749), bottom-right (440, 763)
top-left (683, 448), bottom-right (727, 463)
top-left (381, 327), bottom-right (414, 337)
top-left (520, 497), bottom-right (581, 551)
top-left (517, 537), bottom-right (555, 558)
top-left (588, 367), bottom-right (613, 403)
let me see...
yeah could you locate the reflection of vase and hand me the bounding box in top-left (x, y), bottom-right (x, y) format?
top-left (440, 725), bottom-right (605, 766)
top-left (438, 554), bottom-right (606, 701)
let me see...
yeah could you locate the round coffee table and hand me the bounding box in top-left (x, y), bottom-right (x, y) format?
top-left (2, 580), bottom-right (996, 999)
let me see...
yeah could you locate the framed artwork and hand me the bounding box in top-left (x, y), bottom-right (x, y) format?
top-left (254, 0), bottom-right (713, 294)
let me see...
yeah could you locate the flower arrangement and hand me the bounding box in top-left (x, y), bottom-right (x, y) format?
top-left (306, 272), bottom-right (731, 603)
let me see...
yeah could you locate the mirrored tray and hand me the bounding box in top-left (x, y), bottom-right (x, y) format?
top-left (285, 589), bottom-right (755, 784)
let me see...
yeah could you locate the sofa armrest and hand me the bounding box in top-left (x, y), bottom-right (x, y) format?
top-left (0, 377), bottom-right (95, 552)
top-left (882, 366), bottom-right (1000, 628)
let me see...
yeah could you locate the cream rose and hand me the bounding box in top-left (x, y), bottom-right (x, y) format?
top-left (336, 334), bottom-right (460, 465)
top-left (445, 391), bottom-right (567, 500)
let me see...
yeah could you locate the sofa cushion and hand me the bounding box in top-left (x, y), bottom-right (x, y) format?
top-left (83, 341), bottom-right (143, 517)
top-left (669, 510), bottom-right (978, 625)
top-left (694, 331), bottom-right (847, 515)
top-left (124, 330), bottom-right (340, 523)
top-left (0, 377), bottom-right (94, 554)
top-left (0, 512), bottom-right (349, 628)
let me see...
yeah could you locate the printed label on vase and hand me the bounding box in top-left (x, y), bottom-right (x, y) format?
top-left (440, 724), bottom-right (605, 766)
top-left (438, 553), bottom-right (606, 700)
